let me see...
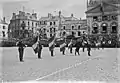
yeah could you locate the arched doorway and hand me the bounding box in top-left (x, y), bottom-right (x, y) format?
top-left (101, 23), bottom-right (108, 33)
top-left (111, 22), bottom-right (117, 33)
top-left (92, 23), bottom-right (99, 34)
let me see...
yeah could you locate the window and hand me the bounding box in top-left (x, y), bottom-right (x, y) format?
top-left (72, 26), bottom-right (74, 30)
top-left (50, 28), bottom-right (52, 32)
top-left (2, 31), bottom-right (5, 37)
top-left (63, 26), bottom-right (66, 30)
top-left (101, 23), bottom-right (107, 33)
top-left (54, 28), bottom-right (56, 32)
top-left (78, 31), bottom-right (81, 36)
top-left (28, 22), bottom-right (30, 26)
top-left (50, 22), bottom-right (52, 25)
top-left (111, 15), bottom-right (117, 20)
top-left (92, 23), bottom-right (99, 34)
top-left (78, 25), bottom-right (80, 30)
top-left (102, 16), bottom-right (108, 21)
top-left (32, 22), bottom-right (34, 26)
top-left (63, 32), bottom-right (66, 36)
top-left (54, 22), bottom-right (56, 25)
top-left (72, 31), bottom-right (75, 36)
top-left (111, 22), bottom-right (117, 33)
top-left (50, 34), bottom-right (52, 37)
top-left (3, 26), bottom-right (5, 29)
top-left (36, 23), bottom-right (37, 26)
top-left (93, 16), bottom-right (98, 21)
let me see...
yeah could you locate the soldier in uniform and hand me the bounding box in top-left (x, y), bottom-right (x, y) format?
top-left (75, 41), bottom-right (81, 55)
top-left (49, 43), bottom-right (55, 57)
top-left (16, 40), bottom-right (27, 62)
top-left (37, 41), bottom-right (43, 59)
top-left (87, 39), bottom-right (91, 56)
top-left (68, 39), bottom-right (73, 53)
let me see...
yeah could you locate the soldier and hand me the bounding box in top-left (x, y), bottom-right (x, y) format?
top-left (37, 41), bottom-right (43, 59)
top-left (75, 41), bottom-right (81, 55)
top-left (16, 40), bottom-right (27, 62)
top-left (87, 39), bottom-right (91, 56)
top-left (49, 43), bottom-right (55, 57)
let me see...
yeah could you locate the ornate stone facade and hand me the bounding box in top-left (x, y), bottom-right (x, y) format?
top-left (8, 11), bottom-right (39, 39)
top-left (39, 11), bottom-right (87, 38)
top-left (86, 0), bottom-right (120, 37)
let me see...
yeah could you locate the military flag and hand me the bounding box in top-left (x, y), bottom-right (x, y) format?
top-left (60, 38), bottom-right (67, 52)
top-left (32, 36), bottom-right (39, 54)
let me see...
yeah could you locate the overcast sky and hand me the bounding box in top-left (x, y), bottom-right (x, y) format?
top-left (0, 0), bottom-right (88, 23)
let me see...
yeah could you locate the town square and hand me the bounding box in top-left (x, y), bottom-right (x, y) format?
top-left (0, 0), bottom-right (120, 83)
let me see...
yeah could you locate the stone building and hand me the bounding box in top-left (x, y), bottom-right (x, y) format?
top-left (39, 11), bottom-right (87, 38)
top-left (0, 17), bottom-right (8, 38)
top-left (86, 0), bottom-right (120, 37)
top-left (8, 11), bottom-right (39, 39)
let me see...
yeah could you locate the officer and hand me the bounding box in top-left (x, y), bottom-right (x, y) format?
top-left (16, 40), bottom-right (27, 62)
top-left (87, 39), bottom-right (91, 56)
top-left (37, 41), bottom-right (43, 59)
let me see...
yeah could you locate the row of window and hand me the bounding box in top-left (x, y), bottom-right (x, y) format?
top-left (63, 25), bottom-right (81, 30)
top-left (93, 15), bottom-right (117, 22)
top-left (39, 21), bottom-right (56, 25)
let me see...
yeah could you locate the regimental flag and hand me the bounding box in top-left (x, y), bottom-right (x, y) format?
top-left (32, 36), bottom-right (39, 54)
top-left (68, 39), bottom-right (73, 49)
top-left (48, 34), bottom-right (56, 51)
top-left (60, 38), bottom-right (67, 52)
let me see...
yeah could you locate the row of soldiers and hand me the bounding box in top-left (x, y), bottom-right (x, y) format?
top-left (16, 37), bottom-right (92, 62)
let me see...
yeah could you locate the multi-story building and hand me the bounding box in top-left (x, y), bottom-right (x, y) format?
top-left (0, 17), bottom-right (8, 39)
top-left (39, 11), bottom-right (87, 38)
top-left (8, 11), bottom-right (39, 39)
top-left (86, 0), bottom-right (120, 37)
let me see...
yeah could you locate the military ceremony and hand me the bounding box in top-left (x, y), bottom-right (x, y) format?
top-left (0, 0), bottom-right (120, 83)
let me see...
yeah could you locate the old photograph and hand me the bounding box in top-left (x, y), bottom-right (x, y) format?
top-left (0, 0), bottom-right (120, 83)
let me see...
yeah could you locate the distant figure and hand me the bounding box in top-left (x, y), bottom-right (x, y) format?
top-left (16, 40), bottom-right (27, 62)
top-left (75, 41), bottom-right (81, 55)
top-left (87, 40), bottom-right (91, 56)
top-left (37, 42), bottom-right (43, 59)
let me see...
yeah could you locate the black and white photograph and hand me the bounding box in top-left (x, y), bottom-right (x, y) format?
top-left (0, 0), bottom-right (120, 83)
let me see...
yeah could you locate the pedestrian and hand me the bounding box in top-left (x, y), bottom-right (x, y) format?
top-left (87, 40), bottom-right (91, 56)
top-left (75, 41), bottom-right (80, 55)
top-left (16, 40), bottom-right (27, 62)
top-left (37, 41), bottom-right (43, 59)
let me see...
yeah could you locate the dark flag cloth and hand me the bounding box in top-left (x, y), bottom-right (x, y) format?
top-left (48, 34), bottom-right (56, 51)
top-left (32, 36), bottom-right (39, 54)
top-left (60, 38), bottom-right (67, 52)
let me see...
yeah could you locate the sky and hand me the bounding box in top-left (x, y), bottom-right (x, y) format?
top-left (0, 0), bottom-right (88, 23)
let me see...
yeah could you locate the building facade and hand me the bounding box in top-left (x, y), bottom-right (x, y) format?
top-left (39, 11), bottom-right (87, 38)
top-left (8, 11), bottom-right (39, 39)
top-left (0, 17), bottom-right (8, 38)
top-left (86, 0), bottom-right (120, 37)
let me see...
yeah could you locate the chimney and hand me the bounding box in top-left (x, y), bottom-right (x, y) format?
top-left (48, 13), bottom-right (52, 18)
top-left (80, 18), bottom-right (81, 20)
top-left (32, 13), bottom-right (37, 18)
top-left (71, 13), bottom-right (73, 17)
top-left (59, 11), bottom-right (61, 17)
top-left (3, 17), bottom-right (5, 22)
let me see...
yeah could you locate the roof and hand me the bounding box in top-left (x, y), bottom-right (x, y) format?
top-left (86, 1), bottom-right (119, 13)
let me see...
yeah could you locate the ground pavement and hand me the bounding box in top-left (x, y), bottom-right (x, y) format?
top-left (0, 47), bottom-right (120, 83)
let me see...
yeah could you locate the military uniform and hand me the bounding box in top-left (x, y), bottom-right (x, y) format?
top-left (37, 42), bottom-right (42, 59)
top-left (16, 41), bottom-right (26, 62)
top-left (87, 40), bottom-right (91, 56)
top-left (49, 44), bottom-right (55, 57)
top-left (75, 42), bottom-right (80, 55)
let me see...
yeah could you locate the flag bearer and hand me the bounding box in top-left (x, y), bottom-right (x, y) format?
top-left (37, 42), bottom-right (43, 59)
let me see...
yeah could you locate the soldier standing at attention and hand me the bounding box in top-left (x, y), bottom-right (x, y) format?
top-left (37, 41), bottom-right (43, 59)
top-left (49, 43), bottom-right (55, 57)
top-left (87, 39), bottom-right (91, 56)
top-left (16, 40), bottom-right (27, 62)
